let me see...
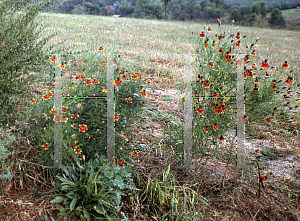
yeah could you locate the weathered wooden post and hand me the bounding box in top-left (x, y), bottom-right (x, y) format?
top-left (236, 53), bottom-right (246, 174)
top-left (53, 54), bottom-right (62, 168)
top-left (184, 54), bottom-right (193, 169)
top-left (107, 54), bottom-right (116, 167)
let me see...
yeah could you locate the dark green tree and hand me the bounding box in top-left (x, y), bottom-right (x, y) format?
top-left (230, 6), bottom-right (241, 21)
top-left (268, 8), bottom-right (286, 27)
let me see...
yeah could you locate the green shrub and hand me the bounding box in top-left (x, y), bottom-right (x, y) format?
top-left (48, 154), bottom-right (137, 220)
top-left (0, 0), bottom-right (68, 129)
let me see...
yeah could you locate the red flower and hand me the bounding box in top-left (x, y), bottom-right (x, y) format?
top-left (118, 160), bottom-right (125, 165)
top-left (203, 126), bottom-right (209, 133)
top-left (255, 149), bottom-right (260, 154)
top-left (235, 35), bottom-right (241, 40)
top-left (285, 76), bottom-right (294, 84)
top-left (43, 144), bottom-right (49, 150)
top-left (219, 136), bottom-right (223, 142)
top-left (261, 60), bottom-right (269, 68)
top-left (282, 61), bottom-right (288, 68)
top-left (208, 62), bottom-right (213, 67)
top-left (219, 49), bottom-right (223, 53)
top-left (253, 84), bottom-right (259, 91)
top-left (203, 81), bottom-right (210, 88)
top-left (265, 72), bottom-right (269, 78)
top-left (98, 47), bottom-right (104, 51)
top-left (131, 151), bottom-right (138, 157)
top-left (266, 118), bottom-right (271, 123)
top-left (204, 43), bottom-right (208, 48)
top-left (197, 109), bottom-right (203, 114)
top-left (255, 78), bottom-right (259, 83)
top-left (272, 84), bottom-right (276, 89)
top-left (199, 32), bottom-right (205, 38)
top-left (244, 57), bottom-right (248, 62)
top-left (213, 124), bottom-right (218, 131)
top-left (212, 92), bottom-right (218, 97)
top-left (220, 100), bottom-right (224, 105)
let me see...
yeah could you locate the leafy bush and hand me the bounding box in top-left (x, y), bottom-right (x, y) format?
top-left (0, 0), bottom-right (67, 128)
top-left (49, 154), bottom-right (137, 220)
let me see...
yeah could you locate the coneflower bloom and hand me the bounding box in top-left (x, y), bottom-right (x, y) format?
top-left (282, 61), bottom-right (288, 68)
top-left (266, 118), bottom-right (271, 123)
top-left (285, 76), bottom-right (293, 84)
top-left (198, 109), bottom-right (204, 114)
top-left (199, 31), bottom-right (205, 38)
top-left (261, 59), bottom-right (269, 68)
top-left (253, 84), bottom-right (259, 91)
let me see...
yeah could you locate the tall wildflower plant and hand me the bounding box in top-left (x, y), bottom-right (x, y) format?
top-left (0, 0), bottom-right (68, 129)
top-left (27, 50), bottom-right (147, 167)
top-left (178, 25), bottom-right (298, 159)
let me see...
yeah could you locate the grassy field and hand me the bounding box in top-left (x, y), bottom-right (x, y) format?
top-left (37, 11), bottom-right (300, 81)
top-left (1, 11), bottom-right (300, 220)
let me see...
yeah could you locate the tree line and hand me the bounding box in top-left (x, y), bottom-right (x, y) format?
top-left (6, 0), bottom-right (290, 28)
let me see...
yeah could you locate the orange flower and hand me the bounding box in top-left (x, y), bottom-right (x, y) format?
top-left (204, 43), bottom-right (208, 48)
top-left (71, 123), bottom-right (76, 128)
top-left (31, 99), bottom-right (37, 104)
top-left (212, 92), bottom-right (218, 97)
top-left (118, 160), bottom-right (125, 165)
top-left (44, 113), bottom-right (50, 119)
top-left (285, 76), bottom-right (294, 84)
top-left (98, 47), bottom-right (104, 51)
top-left (266, 118), bottom-right (271, 123)
top-left (272, 84), bottom-right (276, 89)
top-left (208, 62), bottom-right (213, 67)
top-left (126, 98), bottom-right (132, 103)
top-left (61, 63), bottom-right (66, 69)
top-left (218, 49), bottom-right (223, 53)
top-left (102, 87), bottom-right (107, 93)
top-left (49, 57), bottom-right (57, 62)
top-left (137, 160), bottom-right (142, 165)
top-left (198, 109), bottom-right (203, 114)
top-left (131, 151), bottom-right (138, 156)
top-left (220, 99), bottom-right (224, 105)
top-left (43, 144), bottom-right (49, 150)
top-left (235, 35), bottom-right (241, 40)
top-left (203, 81), bottom-right (210, 88)
top-left (255, 149), bottom-right (260, 154)
top-left (213, 124), bottom-right (218, 131)
top-left (255, 77), bottom-right (259, 83)
top-left (219, 136), bottom-right (223, 142)
top-left (282, 61), bottom-right (288, 68)
top-left (199, 32), bottom-right (205, 38)
top-left (260, 175), bottom-right (268, 182)
top-left (71, 113), bottom-right (79, 119)
top-left (203, 126), bottom-right (209, 133)
top-left (77, 104), bottom-right (82, 108)
top-left (79, 124), bottom-right (88, 132)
